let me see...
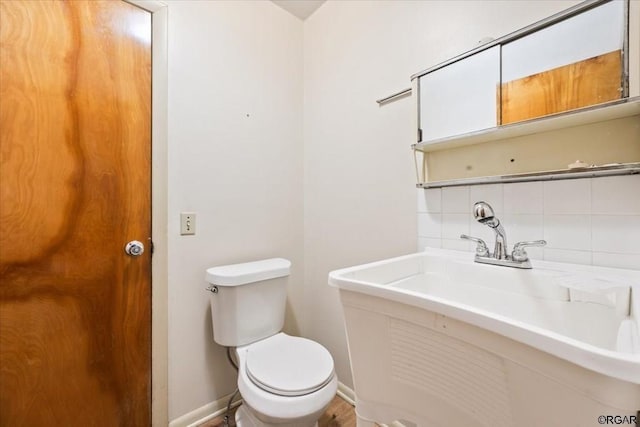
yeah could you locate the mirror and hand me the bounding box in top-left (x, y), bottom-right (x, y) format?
top-left (411, 0), bottom-right (640, 186)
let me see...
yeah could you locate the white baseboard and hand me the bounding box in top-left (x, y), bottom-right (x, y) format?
top-left (168, 391), bottom-right (242, 427)
top-left (336, 381), bottom-right (355, 406)
top-left (169, 382), bottom-right (356, 427)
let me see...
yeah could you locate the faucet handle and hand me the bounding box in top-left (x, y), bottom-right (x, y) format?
top-left (512, 240), bottom-right (547, 262)
top-left (460, 234), bottom-right (490, 257)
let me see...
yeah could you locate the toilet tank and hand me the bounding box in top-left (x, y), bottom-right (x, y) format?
top-left (205, 258), bottom-right (291, 347)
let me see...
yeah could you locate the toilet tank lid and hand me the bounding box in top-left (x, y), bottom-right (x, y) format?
top-left (205, 258), bottom-right (291, 286)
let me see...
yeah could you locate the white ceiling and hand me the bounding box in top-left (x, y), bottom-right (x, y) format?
top-left (271, 0), bottom-right (326, 20)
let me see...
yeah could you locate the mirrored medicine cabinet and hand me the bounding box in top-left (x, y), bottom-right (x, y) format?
top-left (411, 0), bottom-right (640, 188)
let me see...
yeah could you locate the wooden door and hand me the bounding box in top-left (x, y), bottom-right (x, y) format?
top-left (0, 1), bottom-right (151, 425)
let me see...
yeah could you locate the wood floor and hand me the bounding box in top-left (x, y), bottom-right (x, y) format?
top-left (199, 395), bottom-right (356, 427)
top-left (318, 396), bottom-right (357, 427)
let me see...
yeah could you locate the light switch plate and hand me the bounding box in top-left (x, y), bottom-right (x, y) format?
top-left (180, 212), bottom-right (196, 235)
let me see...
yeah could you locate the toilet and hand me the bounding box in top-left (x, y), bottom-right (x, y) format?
top-left (206, 258), bottom-right (337, 427)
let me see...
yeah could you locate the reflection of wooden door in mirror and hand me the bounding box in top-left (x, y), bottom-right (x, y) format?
top-left (500, 0), bottom-right (625, 125)
top-left (0, 1), bottom-right (151, 425)
top-left (501, 50), bottom-right (622, 125)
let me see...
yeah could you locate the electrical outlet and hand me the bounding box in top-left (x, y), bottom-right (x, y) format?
top-left (180, 212), bottom-right (196, 235)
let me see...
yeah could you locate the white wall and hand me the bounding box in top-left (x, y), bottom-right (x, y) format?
top-left (303, 0), bottom-right (583, 390)
top-left (166, 1), bottom-right (303, 421)
top-left (419, 175), bottom-right (640, 270)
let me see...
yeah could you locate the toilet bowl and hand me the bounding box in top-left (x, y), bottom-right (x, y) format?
top-left (234, 333), bottom-right (337, 427)
top-left (205, 258), bottom-right (338, 427)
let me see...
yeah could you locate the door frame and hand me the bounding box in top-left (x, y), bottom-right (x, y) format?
top-left (125, 1), bottom-right (168, 425)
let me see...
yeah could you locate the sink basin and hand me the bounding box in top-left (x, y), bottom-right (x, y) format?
top-left (329, 248), bottom-right (640, 427)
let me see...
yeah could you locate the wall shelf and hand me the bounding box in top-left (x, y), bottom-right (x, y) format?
top-left (417, 162), bottom-right (640, 189)
top-left (412, 96), bottom-right (640, 153)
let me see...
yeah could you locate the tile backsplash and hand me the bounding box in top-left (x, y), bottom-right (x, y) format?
top-left (417, 175), bottom-right (640, 270)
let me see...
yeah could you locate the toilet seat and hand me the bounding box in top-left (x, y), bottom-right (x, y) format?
top-left (245, 334), bottom-right (335, 397)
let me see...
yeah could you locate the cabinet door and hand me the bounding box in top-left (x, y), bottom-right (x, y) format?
top-left (501, 0), bottom-right (625, 125)
top-left (418, 45), bottom-right (500, 143)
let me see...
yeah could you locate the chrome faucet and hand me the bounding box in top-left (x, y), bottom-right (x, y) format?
top-left (461, 201), bottom-right (546, 269)
top-left (473, 201), bottom-right (508, 260)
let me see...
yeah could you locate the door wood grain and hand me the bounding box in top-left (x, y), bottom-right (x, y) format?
top-left (0, 1), bottom-right (151, 425)
top-left (501, 50), bottom-right (623, 125)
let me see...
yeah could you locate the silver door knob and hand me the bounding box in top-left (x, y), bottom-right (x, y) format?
top-left (125, 240), bottom-right (145, 256)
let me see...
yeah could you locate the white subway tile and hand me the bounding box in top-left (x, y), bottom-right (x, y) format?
top-left (502, 214), bottom-right (544, 245)
top-left (543, 215), bottom-right (591, 251)
top-left (418, 237), bottom-right (442, 251)
top-left (543, 248), bottom-right (592, 265)
top-left (591, 175), bottom-right (640, 215)
top-left (417, 213), bottom-right (441, 238)
top-left (544, 179), bottom-right (591, 214)
top-left (592, 215), bottom-right (640, 254)
top-left (417, 189), bottom-right (427, 213)
top-left (503, 181), bottom-right (543, 214)
top-left (442, 213), bottom-right (470, 239)
top-left (442, 238), bottom-right (471, 252)
top-left (592, 252), bottom-right (640, 270)
top-left (417, 188), bottom-right (442, 213)
top-left (442, 186), bottom-right (469, 214)
top-left (470, 184), bottom-right (504, 214)
top-left (418, 179), bottom-right (639, 269)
